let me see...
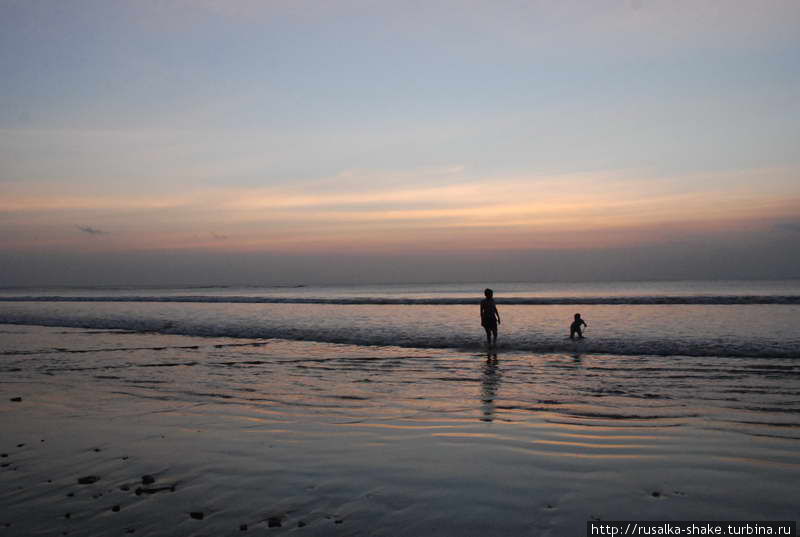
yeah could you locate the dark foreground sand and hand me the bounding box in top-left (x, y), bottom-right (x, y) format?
top-left (1, 325), bottom-right (798, 536)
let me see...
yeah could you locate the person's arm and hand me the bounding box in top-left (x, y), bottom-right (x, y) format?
top-left (494, 304), bottom-right (501, 324)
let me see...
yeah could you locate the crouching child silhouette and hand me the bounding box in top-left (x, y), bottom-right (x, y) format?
top-left (570, 313), bottom-right (587, 340)
top-left (480, 288), bottom-right (501, 347)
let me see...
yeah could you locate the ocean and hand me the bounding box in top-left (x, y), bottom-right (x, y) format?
top-left (1, 280), bottom-right (798, 535)
top-left (1, 279), bottom-right (799, 357)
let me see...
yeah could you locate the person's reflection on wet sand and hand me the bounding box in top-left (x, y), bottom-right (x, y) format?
top-left (480, 352), bottom-right (500, 422)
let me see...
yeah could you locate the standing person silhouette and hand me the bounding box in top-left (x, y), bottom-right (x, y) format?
top-left (480, 288), bottom-right (501, 347)
top-left (570, 313), bottom-right (587, 340)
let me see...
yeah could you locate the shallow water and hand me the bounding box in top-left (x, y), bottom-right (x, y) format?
top-left (2, 280), bottom-right (800, 358)
top-left (3, 325), bottom-right (799, 433)
top-left (1, 325), bottom-right (798, 536)
top-left (1, 300), bottom-right (798, 358)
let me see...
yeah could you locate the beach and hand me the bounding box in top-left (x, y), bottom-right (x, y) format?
top-left (1, 284), bottom-right (799, 536)
top-left (5, 0), bottom-right (800, 533)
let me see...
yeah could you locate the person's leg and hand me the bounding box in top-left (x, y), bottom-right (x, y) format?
top-left (491, 327), bottom-right (498, 347)
top-left (484, 326), bottom-right (492, 347)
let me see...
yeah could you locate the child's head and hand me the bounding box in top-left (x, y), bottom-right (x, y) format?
top-left (484, 288), bottom-right (493, 298)
top-left (574, 313), bottom-right (581, 320)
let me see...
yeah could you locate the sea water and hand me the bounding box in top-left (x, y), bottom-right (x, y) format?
top-left (1, 281), bottom-right (799, 534)
top-left (1, 280), bottom-right (798, 358)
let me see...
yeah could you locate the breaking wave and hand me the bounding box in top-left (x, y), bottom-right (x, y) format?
top-left (1, 310), bottom-right (798, 359)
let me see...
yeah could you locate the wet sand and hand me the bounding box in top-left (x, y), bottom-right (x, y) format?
top-left (1, 325), bottom-right (798, 536)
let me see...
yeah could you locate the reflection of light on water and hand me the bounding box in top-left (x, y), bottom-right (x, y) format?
top-left (526, 439), bottom-right (654, 449)
top-left (502, 446), bottom-right (661, 460)
top-left (9, 325), bottom-right (800, 482)
top-left (539, 432), bottom-right (660, 441)
top-left (432, 432), bottom-right (506, 439)
top-left (480, 353), bottom-right (501, 423)
top-left (345, 423), bottom-right (465, 430)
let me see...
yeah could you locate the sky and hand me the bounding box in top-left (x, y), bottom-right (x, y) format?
top-left (1, 0), bottom-right (799, 286)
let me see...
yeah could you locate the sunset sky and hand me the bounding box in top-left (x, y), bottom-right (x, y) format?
top-left (2, 0), bottom-right (799, 285)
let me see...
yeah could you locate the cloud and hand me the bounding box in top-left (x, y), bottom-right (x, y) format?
top-left (77, 225), bottom-right (109, 236)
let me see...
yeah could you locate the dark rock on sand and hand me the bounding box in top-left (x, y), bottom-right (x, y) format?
top-left (67, 492), bottom-right (74, 497)
top-left (78, 476), bottom-right (100, 485)
top-left (120, 484), bottom-right (130, 491)
top-left (112, 505), bottom-right (121, 512)
top-left (267, 516), bottom-right (282, 528)
top-left (335, 519), bottom-right (344, 524)
top-left (651, 491), bottom-right (662, 498)
top-left (240, 523), bottom-right (248, 531)
top-left (64, 513), bottom-right (71, 519)
top-left (16, 444), bottom-right (24, 448)
top-left (1, 454), bottom-right (6, 457)
top-left (1, 463), bottom-right (9, 468)
top-left (10, 397), bottom-right (22, 402)
top-left (297, 521), bottom-right (307, 528)
top-left (141, 474), bottom-right (155, 485)
top-left (190, 512), bottom-right (204, 520)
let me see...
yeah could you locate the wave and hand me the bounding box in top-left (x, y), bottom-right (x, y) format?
top-left (1, 314), bottom-right (798, 359)
top-left (1, 295), bottom-right (799, 305)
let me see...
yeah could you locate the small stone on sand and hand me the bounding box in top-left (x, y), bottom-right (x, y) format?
top-left (267, 516), bottom-right (282, 528)
top-left (78, 475), bottom-right (100, 485)
top-left (298, 521), bottom-right (307, 528)
top-left (141, 474), bottom-right (155, 485)
top-left (112, 505), bottom-right (120, 512)
top-left (239, 523), bottom-right (247, 531)
top-left (10, 397), bottom-right (22, 402)
top-left (190, 512), bottom-right (204, 520)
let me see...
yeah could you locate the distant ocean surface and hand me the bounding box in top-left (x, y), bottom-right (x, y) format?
top-left (1, 280), bottom-right (799, 358)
